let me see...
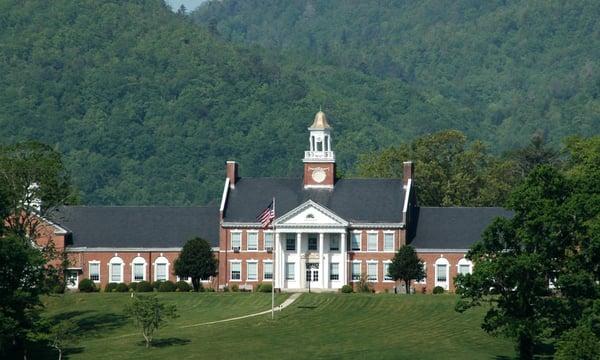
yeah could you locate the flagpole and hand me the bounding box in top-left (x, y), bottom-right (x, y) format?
top-left (271, 196), bottom-right (276, 320)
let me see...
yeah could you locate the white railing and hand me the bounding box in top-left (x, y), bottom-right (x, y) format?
top-left (304, 151), bottom-right (335, 161)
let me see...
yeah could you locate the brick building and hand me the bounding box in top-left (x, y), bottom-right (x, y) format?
top-left (45, 111), bottom-right (510, 292)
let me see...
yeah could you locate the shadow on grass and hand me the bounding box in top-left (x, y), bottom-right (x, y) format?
top-left (49, 310), bottom-right (128, 336)
top-left (151, 337), bottom-right (191, 348)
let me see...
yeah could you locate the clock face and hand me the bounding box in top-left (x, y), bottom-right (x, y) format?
top-left (312, 169), bottom-right (326, 183)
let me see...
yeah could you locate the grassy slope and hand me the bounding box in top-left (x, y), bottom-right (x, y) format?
top-left (37, 293), bottom-right (515, 359)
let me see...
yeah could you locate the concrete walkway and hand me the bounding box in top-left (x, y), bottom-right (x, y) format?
top-left (180, 292), bottom-right (302, 329)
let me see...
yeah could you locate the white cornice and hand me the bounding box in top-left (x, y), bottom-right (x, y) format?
top-left (275, 200), bottom-right (349, 226)
top-left (66, 247), bottom-right (220, 252)
top-left (414, 248), bottom-right (469, 253)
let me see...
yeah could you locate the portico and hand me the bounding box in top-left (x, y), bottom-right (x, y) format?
top-left (273, 200), bottom-right (349, 291)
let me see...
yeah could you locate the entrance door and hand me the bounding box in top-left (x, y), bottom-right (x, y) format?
top-left (66, 270), bottom-right (79, 290)
top-left (306, 263), bottom-right (319, 286)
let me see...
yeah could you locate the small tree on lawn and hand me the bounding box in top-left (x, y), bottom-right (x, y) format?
top-left (388, 245), bottom-right (425, 294)
top-left (174, 237), bottom-right (218, 291)
top-left (125, 295), bottom-right (177, 348)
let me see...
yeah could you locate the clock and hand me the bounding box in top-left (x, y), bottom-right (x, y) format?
top-left (311, 169), bottom-right (326, 183)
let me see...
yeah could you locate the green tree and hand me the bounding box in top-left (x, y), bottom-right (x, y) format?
top-left (0, 141), bottom-right (76, 237)
top-left (455, 152), bottom-right (600, 359)
top-left (30, 320), bottom-right (79, 360)
top-left (124, 295), bottom-right (178, 348)
top-left (0, 235), bottom-right (47, 357)
top-left (173, 237), bottom-right (218, 291)
top-left (357, 130), bottom-right (518, 206)
top-left (505, 132), bottom-right (560, 178)
top-left (388, 245), bottom-right (425, 294)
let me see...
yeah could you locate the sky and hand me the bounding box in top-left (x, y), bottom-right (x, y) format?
top-left (165, 0), bottom-right (206, 12)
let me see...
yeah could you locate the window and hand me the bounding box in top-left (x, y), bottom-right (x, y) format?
top-left (367, 262), bottom-right (378, 281)
top-left (329, 235), bottom-right (340, 251)
top-left (231, 232), bottom-right (241, 249)
top-left (367, 233), bottom-right (378, 251)
top-left (308, 235), bottom-right (318, 251)
top-left (383, 262), bottom-right (392, 281)
top-left (156, 263), bottom-right (167, 281)
top-left (66, 270), bottom-right (78, 288)
top-left (458, 258), bottom-right (472, 275)
top-left (384, 233), bottom-right (394, 251)
top-left (351, 262), bottom-right (361, 281)
top-left (263, 261), bottom-right (273, 280)
top-left (419, 263), bottom-right (427, 284)
top-left (133, 263), bottom-right (144, 281)
top-left (109, 257), bottom-right (123, 283)
top-left (111, 263), bottom-right (122, 282)
top-left (132, 256), bottom-right (146, 282)
top-left (436, 264), bottom-right (447, 282)
top-left (230, 262), bottom-right (241, 280)
top-left (264, 232), bottom-right (274, 249)
top-left (154, 256), bottom-right (169, 281)
top-left (286, 262), bottom-right (295, 280)
top-left (247, 262), bottom-right (258, 281)
top-left (351, 232), bottom-right (361, 251)
top-left (286, 235), bottom-right (296, 251)
top-left (89, 262), bottom-right (100, 282)
top-left (330, 263), bottom-right (339, 281)
top-left (247, 232), bottom-right (258, 251)
top-left (435, 257), bottom-right (450, 289)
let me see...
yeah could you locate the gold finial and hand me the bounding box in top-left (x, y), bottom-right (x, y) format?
top-left (310, 110), bottom-right (331, 129)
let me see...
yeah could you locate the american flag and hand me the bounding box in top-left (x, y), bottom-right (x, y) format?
top-left (257, 200), bottom-right (275, 228)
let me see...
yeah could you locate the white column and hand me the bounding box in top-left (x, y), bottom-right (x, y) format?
top-left (319, 233), bottom-right (324, 288)
top-left (341, 232), bottom-right (347, 285)
top-left (296, 233), bottom-right (302, 289)
top-left (275, 232), bottom-right (281, 289)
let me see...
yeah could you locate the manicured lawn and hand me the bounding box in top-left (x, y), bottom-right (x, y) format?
top-left (35, 292), bottom-right (515, 359)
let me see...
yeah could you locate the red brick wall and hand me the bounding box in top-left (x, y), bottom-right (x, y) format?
top-left (303, 162), bottom-right (335, 187)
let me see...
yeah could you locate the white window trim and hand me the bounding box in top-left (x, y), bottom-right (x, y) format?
top-left (153, 256), bottom-right (170, 282)
top-left (130, 256), bottom-right (147, 282)
top-left (230, 230), bottom-right (242, 250)
top-left (351, 260), bottom-right (362, 282)
top-left (366, 260), bottom-right (378, 282)
top-left (383, 231), bottom-right (395, 252)
top-left (435, 257), bottom-right (450, 290)
top-left (367, 231), bottom-right (379, 252)
top-left (457, 258), bottom-right (473, 275)
top-left (418, 262), bottom-right (427, 284)
top-left (247, 231), bottom-right (259, 251)
top-left (246, 260), bottom-right (258, 281)
top-left (263, 230), bottom-right (274, 250)
top-left (329, 262), bottom-right (340, 281)
top-left (350, 231), bottom-right (362, 251)
top-left (229, 260), bottom-right (242, 282)
top-left (383, 260), bottom-right (393, 282)
top-left (108, 256), bottom-right (124, 283)
top-left (262, 260), bottom-right (273, 281)
top-left (285, 262), bottom-right (295, 281)
top-left (88, 260), bottom-right (101, 283)
top-left (329, 234), bottom-right (340, 251)
top-left (66, 270), bottom-right (79, 289)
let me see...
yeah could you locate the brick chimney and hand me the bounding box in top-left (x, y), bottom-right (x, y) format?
top-left (403, 161), bottom-right (414, 186)
top-left (226, 161), bottom-right (238, 189)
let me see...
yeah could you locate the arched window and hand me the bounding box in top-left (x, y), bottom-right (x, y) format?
top-left (457, 258), bottom-right (473, 276)
top-left (434, 257), bottom-right (450, 290)
top-left (154, 256), bottom-right (170, 282)
top-left (109, 256), bottom-right (124, 283)
top-left (131, 256), bottom-right (147, 282)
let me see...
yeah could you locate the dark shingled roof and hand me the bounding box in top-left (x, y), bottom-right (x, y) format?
top-left (50, 206), bottom-right (220, 248)
top-left (409, 207), bottom-right (513, 250)
top-left (224, 178), bottom-right (405, 223)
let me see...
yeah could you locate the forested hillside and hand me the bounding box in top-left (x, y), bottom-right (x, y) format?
top-left (0, 0), bottom-right (465, 204)
top-left (195, 0), bottom-right (600, 150)
top-left (1, 1), bottom-right (598, 205)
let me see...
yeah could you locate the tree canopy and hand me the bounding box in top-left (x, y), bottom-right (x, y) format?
top-left (388, 245), bottom-right (425, 294)
top-left (455, 136), bottom-right (600, 359)
top-left (173, 237), bottom-right (218, 291)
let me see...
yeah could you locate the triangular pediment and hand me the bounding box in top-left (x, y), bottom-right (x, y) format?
top-left (275, 200), bottom-right (348, 227)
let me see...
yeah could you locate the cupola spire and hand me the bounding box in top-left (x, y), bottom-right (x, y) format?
top-left (303, 110), bottom-right (335, 189)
